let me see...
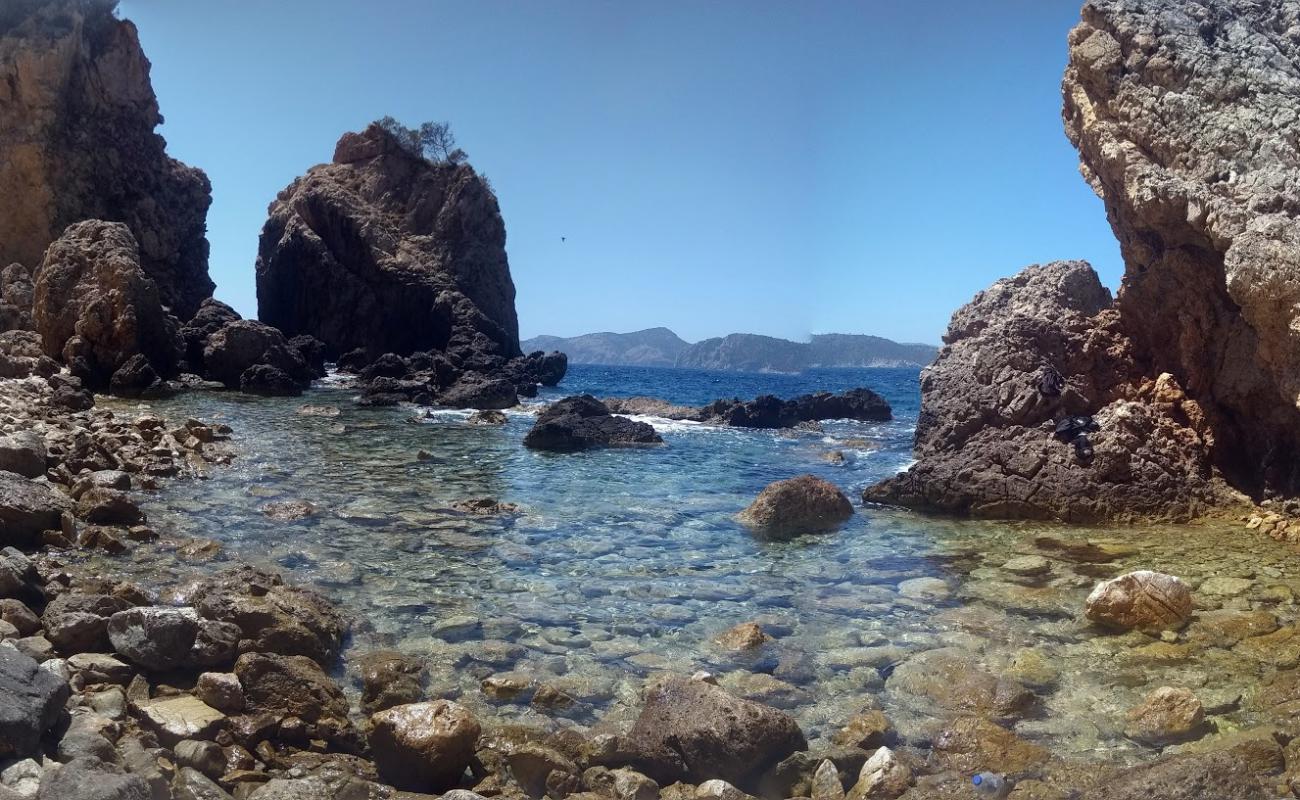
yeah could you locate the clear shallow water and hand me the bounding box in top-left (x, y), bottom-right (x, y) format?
top-left (84, 365), bottom-right (1300, 767)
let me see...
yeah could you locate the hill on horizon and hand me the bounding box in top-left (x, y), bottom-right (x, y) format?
top-left (522, 328), bottom-right (938, 371)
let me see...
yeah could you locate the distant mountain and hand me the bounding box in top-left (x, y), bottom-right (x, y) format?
top-left (522, 327), bottom-right (689, 368)
top-left (523, 328), bottom-right (937, 371)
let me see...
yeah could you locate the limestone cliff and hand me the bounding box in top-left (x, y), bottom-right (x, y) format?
top-left (256, 123), bottom-right (522, 367)
top-left (0, 0), bottom-right (213, 319)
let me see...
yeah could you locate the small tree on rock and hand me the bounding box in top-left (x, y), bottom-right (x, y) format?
top-left (373, 117), bottom-right (468, 165)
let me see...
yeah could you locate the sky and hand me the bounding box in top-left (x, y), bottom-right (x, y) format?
top-left (119, 0), bottom-right (1121, 346)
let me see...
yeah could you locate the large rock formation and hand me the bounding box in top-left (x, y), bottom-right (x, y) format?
top-left (872, 0), bottom-right (1300, 521)
top-left (32, 220), bottom-right (182, 393)
top-left (0, 0), bottom-right (213, 319)
top-left (1063, 0), bottom-right (1300, 501)
top-left (256, 123), bottom-right (522, 365)
top-left (865, 262), bottom-right (1225, 522)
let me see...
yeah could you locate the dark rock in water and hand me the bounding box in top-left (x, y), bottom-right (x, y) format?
top-left (202, 320), bottom-right (312, 395)
top-left (109, 354), bottom-right (163, 398)
top-left (337, 348), bottom-right (370, 373)
top-left (864, 262), bottom-right (1224, 523)
top-left (189, 565), bottom-right (345, 664)
top-left (360, 353), bottom-right (409, 382)
top-left (239, 364), bottom-right (302, 397)
top-left (75, 487), bottom-right (144, 525)
top-left (357, 650), bottom-right (424, 714)
top-left (438, 375), bottom-right (518, 410)
top-left (623, 676), bottom-right (806, 789)
top-left (695, 389), bottom-right (891, 428)
top-left (739, 475), bottom-right (853, 538)
top-left (179, 298), bottom-right (241, 370)
top-left (0, 470), bottom-right (73, 547)
top-left (523, 396), bottom-right (663, 452)
top-left (0, 645), bottom-right (70, 759)
top-left (287, 334), bottom-right (327, 378)
top-left (35, 756), bottom-right (152, 800)
top-left (33, 221), bottom-right (183, 391)
top-left (0, 0), bottom-right (214, 320)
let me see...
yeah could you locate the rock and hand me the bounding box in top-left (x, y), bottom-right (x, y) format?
top-left (585, 767), bottom-right (660, 800)
top-left (368, 700), bottom-right (481, 791)
top-left (233, 652), bottom-right (353, 747)
top-left (42, 593), bottom-right (132, 654)
top-left (172, 767), bottom-right (234, 800)
top-left (523, 395), bottom-right (663, 452)
top-left (0, 0), bottom-right (213, 320)
top-left (1124, 687), bottom-right (1206, 745)
top-left (256, 122), bottom-right (547, 387)
top-left (35, 757), bottom-right (152, 800)
top-left (33, 221), bottom-right (183, 390)
top-left (173, 740), bottom-right (225, 780)
top-left (137, 695), bottom-right (225, 744)
top-left (438, 375), bottom-right (518, 410)
top-left (932, 717), bottom-right (1049, 775)
top-left (602, 397), bottom-right (701, 420)
top-left (202, 320), bottom-right (311, 395)
top-left (738, 476), bottom-right (853, 538)
top-left (357, 649), bottom-right (424, 713)
top-left (107, 606), bottom-right (239, 671)
top-left (0, 433), bottom-right (45, 478)
top-left (0, 600), bottom-right (40, 636)
top-left (506, 742), bottom-right (579, 797)
top-left (468, 409), bottom-right (508, 425)
top-left (194, 672), bottom-right (244, 714)
top-left (831, 711), bottom-right (894, 750)
top-left (694, 389), bottom-right (891, 428)
top-left (714, 623), bottom-right (771, 651)
top-left (66, 653), bottom-right (133, 686)
top-left (179, 298), bottom-right (242, 369)
top-left (886, 648), bottom-right (1035, 721)
top-left (810, 760), bottom-right (844, 800)
top-left (0, 470), bottom-right (73, 546)
top-left (75, 488), bottom-right (144, 526)
top-left (694, 781), bottom-right (755, 800)
top-left (259, 500), bottom-right (317, 522)
top-left (0, 263), bottom-right (34, 333)
top-left (845, 747), bottom-right (909, 800)
top-left (1079, 751), bottom-right (1264, 800)
top-left (864, 262), bottom-right (1222, 522)
top-left (0, 645), bottom-right (71, 758)
top-left (1085, 571), bottom-right (1193, 632)
top-left (1002, 555), bottom-right (1052, 577)
top-left (448, 497), bottom-right (521, 516)
top-left (625, 676), bottom-right (807, 789)
top-left (189, 565), bottom-right (345, 663)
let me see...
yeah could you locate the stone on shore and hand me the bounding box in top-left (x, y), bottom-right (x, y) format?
top-left (369, 700), bottom-right (481, 791)
top-left (845, 747), bottom-right (909, 800)
top-left (0, 471), bottom-right (73, 547)
top-left (738, 476), bottom-right (853, 538)
top-left (0, 645), bottom-right (71, 758)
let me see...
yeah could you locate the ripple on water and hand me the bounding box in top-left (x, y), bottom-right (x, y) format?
top-left (79, 366), bottom-right (1300, 767)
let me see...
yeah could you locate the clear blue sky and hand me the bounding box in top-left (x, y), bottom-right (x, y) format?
top-left (119, 0), bottom-right (1119, 346)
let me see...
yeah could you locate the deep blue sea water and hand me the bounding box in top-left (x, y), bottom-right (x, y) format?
top-left (85, 363), bottom-right (1300, 762)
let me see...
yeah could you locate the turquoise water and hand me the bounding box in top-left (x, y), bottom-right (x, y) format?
top-left (85, 365), bottom-right (1300, 765)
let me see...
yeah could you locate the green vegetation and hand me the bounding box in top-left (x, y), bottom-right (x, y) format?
top-left (375, 117), bottom-right (468, 165)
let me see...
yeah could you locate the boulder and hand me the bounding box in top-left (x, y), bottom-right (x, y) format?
top-left (523, 395), bottom-right (663, 452)
top-left (864, 262), bottom-right (1223, 522)
top-left (1085, 571), bottom-right (1192, 632)
top-left (625, 676), bottom-right (807, 789)
top-left (845, 747), bottom-right (909, 800)
top-left (738, 476), bottom-right (853, 538)
top-left (0, 0), bottom-right (213, 320)
top-left (35, 757), bottom-right (151, 800)
top-left (202, 320), bottom-right (311, 394)
top-left (1079, 751), bottom-right (1264, 800)
top-left (368, 700), bottom-right (481, 791)
top-left (189, 565), bottom-right (345, 663)
top-left (0, 471), bottom-right (72, 547)
top-left (75, 488), bottom-right (144, 526)
top-left (179, 298), bottom-right (241, 369)
top-left (0, 263), bottom-right (34, 332)
top-left (0, 645), bottom-right (70, 758)
top-left (234, 652), bottom-right (349, 727)
top-left (357, 649), bottom-right (424, 713)
top-left (32, 220), bottom-right (183, 390)
top-left (438, 375), bottom-right (518, 410)
top-left (41, 593), bottom-right (132, 654)
top-left (107, 606), bottom-right (240, 671)
top-left (0, 433), bottom-right (44, 478)
top-left (137, 695), bottom-right (226, 744)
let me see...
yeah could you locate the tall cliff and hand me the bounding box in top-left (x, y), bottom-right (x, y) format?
top-left (256, 124), bottom-right (522, 366)
top-left (0, 0), bottom-right (213, 319)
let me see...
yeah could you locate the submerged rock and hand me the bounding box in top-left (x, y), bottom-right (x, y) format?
top-left (738, 475), bottom-right (853, 538)
top-left (1124, 686), bottom-right (1206, 745)
top-left (1079, 751), bottom-right (1265, 800)
top-left (523, 395), bottom-right (663, 452)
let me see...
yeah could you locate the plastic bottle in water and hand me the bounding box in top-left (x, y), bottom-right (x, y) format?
top-left (971, 772), bottom-right (1011, 797)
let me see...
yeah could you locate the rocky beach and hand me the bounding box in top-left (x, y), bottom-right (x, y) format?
top-left (4, 1), bottom-right (1300, 799)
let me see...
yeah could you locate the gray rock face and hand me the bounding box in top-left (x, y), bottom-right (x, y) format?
top-left (0, 263), bottom-right (34, 333)
top-left (201, 320), bottom-right (313, 394)
top-left (864, 261), bottom-right (1225, 522)
top-left (0, 470), bottom-right (72, 547)
top-left (0, 0), bottom-right (213, 320)
top-left (33, 220), bottom-right (183, 390)
top-left (35, 757), bottom-right (151, 800)
top-left (1063, 0), bottom-right (1300, 502)
top-left (1080, 751), bottom-right (1264, 800)
top-left (256, 123), bottom-right (522, 365)
top-left (0, 644), bottom-right (71, 758)
top-left (625, 676), bottom-right (807, 790)
top-left (0, 432), bottom-right (45, 478)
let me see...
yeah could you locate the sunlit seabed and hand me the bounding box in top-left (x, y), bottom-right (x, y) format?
top-left (77, 365), bottom-right (1300, 766)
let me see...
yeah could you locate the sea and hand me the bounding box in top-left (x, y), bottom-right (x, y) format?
top-left (84, 363), bottom-right (1300, 764)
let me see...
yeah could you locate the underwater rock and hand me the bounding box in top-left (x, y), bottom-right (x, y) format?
top-left (738, 475), bottom-right (853, 538)
top-left (1124, 686), bottom-right (1206, 745)
top-left (1085, 571), bottom-right (1192, 633)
